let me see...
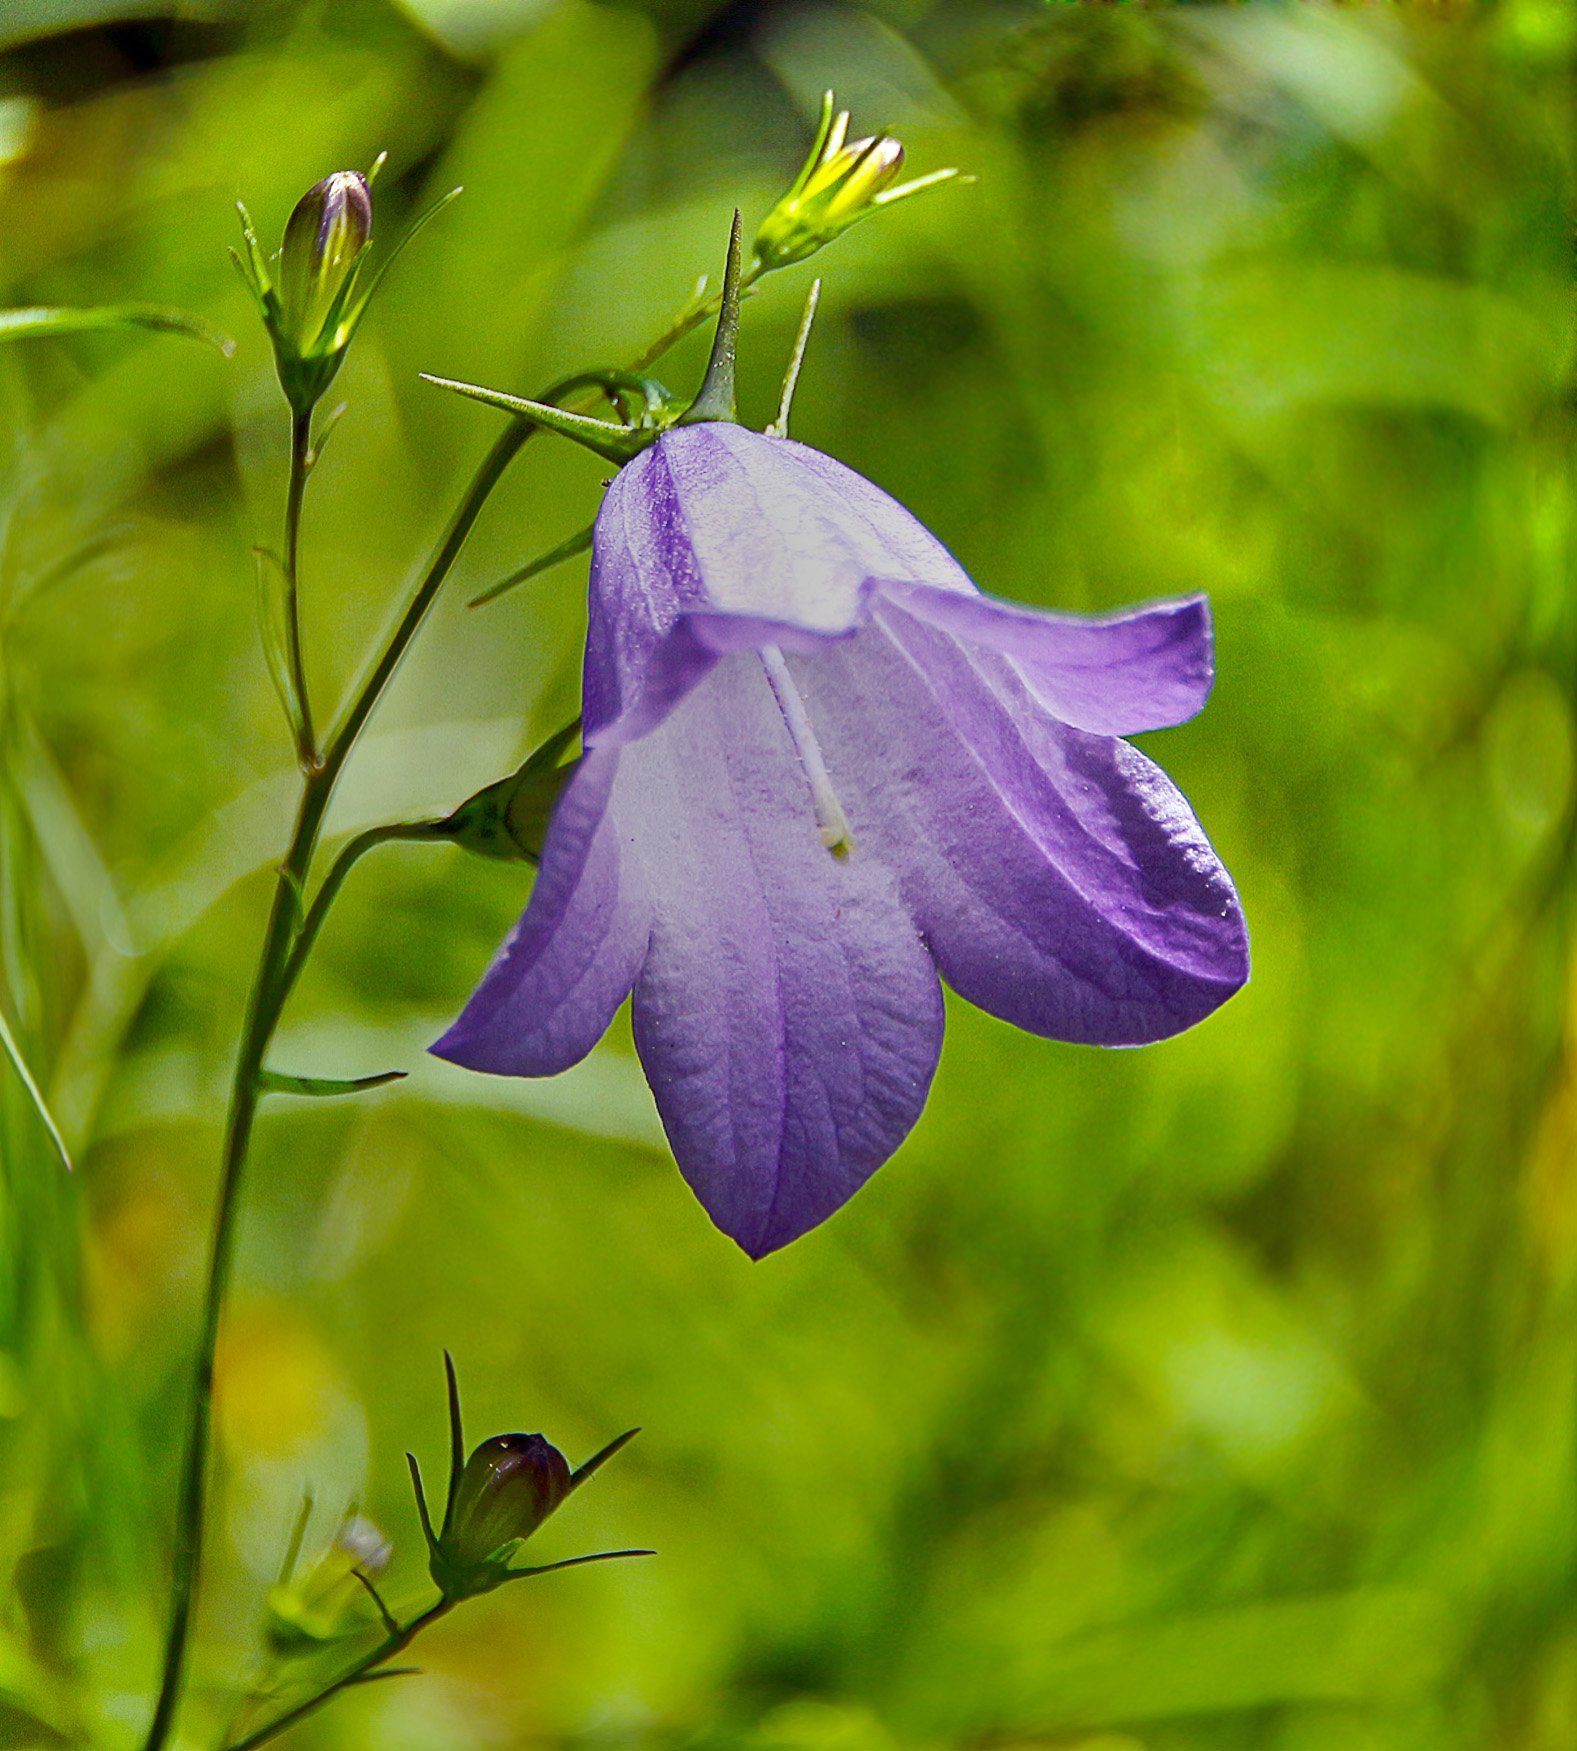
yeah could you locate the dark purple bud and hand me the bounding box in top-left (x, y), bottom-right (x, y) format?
top-left (441, 1433), bottom-right (572, 1575)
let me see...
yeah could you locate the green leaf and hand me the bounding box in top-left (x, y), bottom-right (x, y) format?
top-left (258, 1068), bottom-right (407, 1098)
top-left (0, 1003), bottom-right (71, 1171)
top-left (470, 522), bottom-right (594, 607)
top-left (253, 546), bottom-right (306, 752)
top-left (0, 303), bottom-right (234, 356)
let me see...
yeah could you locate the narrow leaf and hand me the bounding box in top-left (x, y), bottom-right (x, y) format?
top-left (254, 546), bottom-right (306, 751)
top-left (258, 1068), bottom-right (407, 1098)
top-left (0, 304), bottom-right (234, 356)
top-left (0, 1005), bottom-right (71, 1171)
top-left (348, 1666), bottom-right (420, 1686)
top-left (470, 523), bottom-right (594, 608)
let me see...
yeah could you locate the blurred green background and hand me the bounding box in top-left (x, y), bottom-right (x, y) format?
top-left (1, 1), bottom-right (1574, 1747)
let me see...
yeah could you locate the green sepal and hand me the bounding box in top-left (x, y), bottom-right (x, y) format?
top-left (420, 374), bottom-right (655, 464)
top-left (338, 184), bottom-right (462, 344)
top-left (259, 1068), bottom-right (407, 1097)
top-left (497, 1548), bottom-right (655, 1585)
top-left (570, 1426), bottom-right (640, 1489)
top-left (0, 304), bottom-right (234, 356)
top-left (678, 211), bottom-right (744, 426)
top-left (436, 718), bottom-right (582, 864)
top-left (407, 1452), bottom-right (439, 1558)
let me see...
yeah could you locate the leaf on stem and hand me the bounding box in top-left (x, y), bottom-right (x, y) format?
top-left (259, 1069), bottom-right (407, 1098)
top-left (254, 546), bottom-right (308, 752)
top-left (469, 523), bottom-right (594, 608)
top-left (0, 303), bottom-right (235, 356)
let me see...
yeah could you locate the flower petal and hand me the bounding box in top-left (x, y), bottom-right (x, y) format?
top-left (584, 425), bottom-right (973, 739)
top-left (797, 609), bottom-right (1248, 1046)
top-left (588, 602), bottom-right (869, 749)
top-left (877, 582), bottom-right (1214, 734)
top-left (431, 750), bottom-right (652, 1075)
top-left (618, 651), bottom-right (944, 1258)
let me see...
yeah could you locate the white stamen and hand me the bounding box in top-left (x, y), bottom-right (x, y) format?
top-left (759, 645), bottom-right (853, 858)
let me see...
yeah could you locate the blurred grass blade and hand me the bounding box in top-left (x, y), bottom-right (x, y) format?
top-left (0, 1002), bottom-right (71, 1170)
top-left (0, 303), bottom-right (235, 356)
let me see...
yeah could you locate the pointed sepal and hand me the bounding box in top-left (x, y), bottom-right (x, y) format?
top-left (420, 375), bottom-right (654, 463)
top-left (679, 211), bottom-right (744, 426)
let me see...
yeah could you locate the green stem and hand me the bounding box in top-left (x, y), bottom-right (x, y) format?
top-left (224, 1601), bottom-right (451, 1751)
top-left (140, 257), bottom-right (779, 1751)
top-left (282, 409), bottom-right (317, 770)
top-left (138, 426), bottom-right (532, 1751)
top-left (276, 820), bottom-right (446, 999)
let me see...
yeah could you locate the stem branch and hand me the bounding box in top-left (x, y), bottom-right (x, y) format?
top-left (225, 1601), bottom-right (451, 1751)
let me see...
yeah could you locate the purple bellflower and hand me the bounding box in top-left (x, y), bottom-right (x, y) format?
top-left (433, 418), bottom-right (1248, 1258)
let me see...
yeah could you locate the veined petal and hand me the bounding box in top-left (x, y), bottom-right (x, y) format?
top-left (432, 750), bottom-right (652, 1075)
top-left (588, 601), bottom-right (869, 749)
top-left (797, 610), bottom-right (1248, 1046)
top-left (878, 581), bottom-right (1214, 734)
top-left (619, 652), bottom-right (943, 1258)
top-left (584, 425), bottom-right (973, 739)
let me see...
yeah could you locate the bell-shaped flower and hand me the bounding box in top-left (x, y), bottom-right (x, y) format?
top-left (433, 425), bottom-right (1248, 1258)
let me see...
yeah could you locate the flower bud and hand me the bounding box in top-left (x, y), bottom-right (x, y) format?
top-left (434, 1433), bottom-right (573, 1596)
top-left (265, 1515), bottom-right (392, 1654)
top-left (754, 95), bottom-right (961, 273)
top-left (277, 171), bottom-right (372, 357)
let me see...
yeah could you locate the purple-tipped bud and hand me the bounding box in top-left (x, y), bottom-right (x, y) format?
top-left (440, 1434), bottom-right (572, 1577)
top-left (277, 171), bottom-right (372, 355)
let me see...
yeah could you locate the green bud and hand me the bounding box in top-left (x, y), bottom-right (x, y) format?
top-left (277, 171), bottom-right (372, 357)
top-left (433, 1434), bottom-right (573, 1597)
top-left (264, 1515), bottom-right (392, 1654)
top-left (754, 93), bottom-right (963, 273)
top-left (438, 719), bottom-right (580, 864)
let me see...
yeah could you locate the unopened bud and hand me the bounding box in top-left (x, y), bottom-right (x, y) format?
top-left (277, 171), bottom-right (372, 358)
top-left (265, 1514), bottom-right (392, 1654)
top-left (754, 95), bottom-right (961, 272)
top-left (434, 1433), bottom-right (573, 1596)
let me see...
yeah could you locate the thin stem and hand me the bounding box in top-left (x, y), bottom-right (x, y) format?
top-left (224, 1601), bottom-right (451, 1751)
top-left (140, 253), bottom-right (785, 1750)
top-left (276, 820), bottom-right (445, 1001)
top-left (138, 776), bottom-right (333, 1751)
top-left (138, 434), bottom-right (532, 1751)
top-left (282, 409), bottom-right (317, 769)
